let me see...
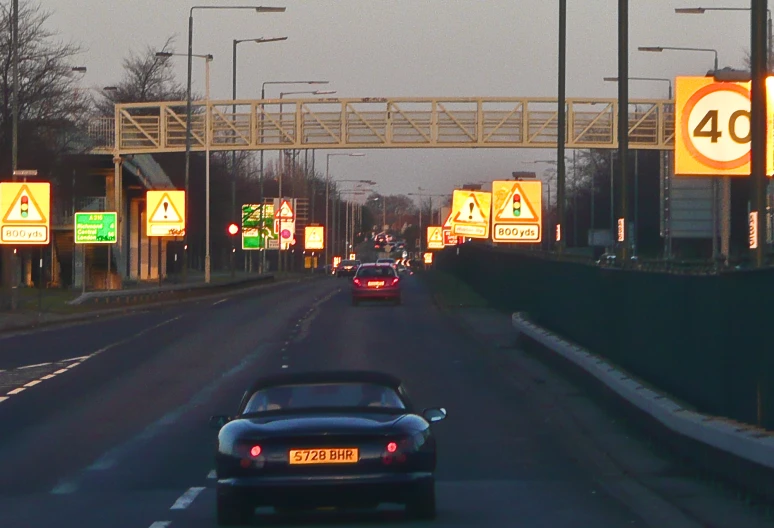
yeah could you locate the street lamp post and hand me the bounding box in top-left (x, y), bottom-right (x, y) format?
top-left (324, 154), bottom-right (366, 267)
top-left (638, 44), bottom-right (725, 262)
top-left (184, 6), bottom-right (285, 283)
top-left (278, 90), bottom-right (336, 272)
top-left (231, 37), bottom-right (287, 271)
top-left (159, 52), bottom-right (213, 282)
top-left (604, 76), bottom-right (674, 258)
top-left (259, 81), bottom-right (329, 273)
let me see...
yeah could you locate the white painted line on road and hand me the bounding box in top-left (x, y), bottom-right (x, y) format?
top-left (62, 355), bottom-right (90, 362)
top-left (207, 469), bottom-right (216, 479)
top-left (24, 380), bottom-right (41, 387)
top-left (282, 364), bottom-right (289, 369)
top-left (212, 298), bottom-right (228, 306)
top-left (0, 397), bottom-right (8, 403)
top-left (53, 368), bottom-right (68, 375)
top-left (65, 362), bottom-right (80, 369)
top-left (7, 387), bottom-right (25, 395)
top-left (148, 522), bottom-right (171, 528)
top-left (170, 487), bottom-right (205, 510)
top-left (40, 374), bottom-right (57, 380)
top-left (18, 361), bottom-right (52, 369)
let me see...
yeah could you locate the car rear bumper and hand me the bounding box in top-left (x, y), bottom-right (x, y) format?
top-left (218, 472), bottom-right (433, 507)
top-left (352, 287), bottom-right (400, 300)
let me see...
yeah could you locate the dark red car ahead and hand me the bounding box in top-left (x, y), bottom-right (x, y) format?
top-left (351, 263), bottom-right (401, 306)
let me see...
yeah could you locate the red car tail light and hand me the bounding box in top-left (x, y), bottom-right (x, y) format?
top-left (381, 438), bottom-right (409, 465)
top-left (250, 445), bottom-right (262, 457)
top-left (386, 441), bottom-right (398, 453)
top-left (353, 278), bottom-right (362, 287)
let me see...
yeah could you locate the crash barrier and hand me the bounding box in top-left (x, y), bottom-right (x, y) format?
top-left (68, 274), bottom-right (275, 305)
top-left (435, 244), bottom-right (774, 430)
top-left (512, 312), bottom-right (774, 502)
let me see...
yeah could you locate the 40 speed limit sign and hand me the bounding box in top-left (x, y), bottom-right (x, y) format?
top-left (675, 76), bottom-right (774, 176)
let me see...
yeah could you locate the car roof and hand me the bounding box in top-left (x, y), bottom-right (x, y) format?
top-left (359, 262), bottom-right (392, 267)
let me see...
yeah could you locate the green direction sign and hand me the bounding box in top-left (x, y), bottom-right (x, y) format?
top-left (242, 203), bottom-right (276, 250)
top-left (74, 212), bottom-right (117, 244)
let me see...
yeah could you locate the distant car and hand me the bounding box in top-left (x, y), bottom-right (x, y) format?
top-left (336, 260), bottom-right (361, 278)
top-left (352, 263), bottom-right (401, 305)
top-left (210, 370), bottom-right (446, 525)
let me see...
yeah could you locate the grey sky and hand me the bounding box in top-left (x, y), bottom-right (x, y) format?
top-left (48, 0), bottom-right (753, 201)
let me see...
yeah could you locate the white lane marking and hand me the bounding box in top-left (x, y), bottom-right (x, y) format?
top-left (0, 397), bottom-right (8, 403)
top-left (212, 298), bottom-right (228, 306)
top-left (18, 362), bottom-right (52, 369)
top-left (62, 355), bottom-right (91, 362)
top-left (207, 469), bottom-right (216, 479)
top-left (5, 316), bottom-right (187, 409)
top-left (282, 364), bottom-right (289, 369)
top-left (148, 522), bottom-right (171, 528)
top-left (170, 487), bottom-right (206, 510)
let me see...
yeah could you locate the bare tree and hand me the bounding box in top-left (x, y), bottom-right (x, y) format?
top-left (0, 0), bottom-right (89, 171)
top-left (95, 36), bottom-right (186, 116)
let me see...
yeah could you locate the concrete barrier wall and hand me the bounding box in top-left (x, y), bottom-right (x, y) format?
top-left (436, 244), bottom-right (774, 429)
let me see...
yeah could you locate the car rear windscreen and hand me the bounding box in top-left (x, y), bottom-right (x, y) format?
top-left (357, 266), bottom-right (396, 278)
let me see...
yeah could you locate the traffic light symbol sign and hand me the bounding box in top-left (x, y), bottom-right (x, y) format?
top-left (512, 192), bottom-right (521, 217)
top-left (21, 195), bottom-right (28, 218)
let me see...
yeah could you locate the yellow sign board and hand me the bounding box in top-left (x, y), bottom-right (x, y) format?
top-left (426, 226), bottom-right (444, 249)
top-left (304, 225), bottom-right (324, 250)
top-left (450, 190), bottom-right (491, 238)
top-left (491, 180), bottom-right (542, 243)
top-left (423, 252), bottom-right (433, 264)
top-left (146, 190), bottom-right (185, 237)
top-left (675, 76), bottom-right (774, 176)
top-left (0, 182), bottom-right (50, 244)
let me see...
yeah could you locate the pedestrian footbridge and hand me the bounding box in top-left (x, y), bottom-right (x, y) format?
top-left (86, 96), bottom-right (675, 155)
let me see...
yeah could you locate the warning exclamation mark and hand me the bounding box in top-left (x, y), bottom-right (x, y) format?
top-left (468, 202), bottom-right (474, 221)
top-left (163, 201), bottom-right (169, 219)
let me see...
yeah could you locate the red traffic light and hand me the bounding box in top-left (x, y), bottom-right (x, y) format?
top-left (227, 223), bottom-right (239, 235)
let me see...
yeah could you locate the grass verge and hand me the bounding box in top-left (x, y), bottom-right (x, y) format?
top-left (419, 270), bottom-right (488, 308)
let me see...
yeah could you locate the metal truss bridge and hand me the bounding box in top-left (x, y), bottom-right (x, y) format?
top-left (86, 96), bottom-right (676, 155)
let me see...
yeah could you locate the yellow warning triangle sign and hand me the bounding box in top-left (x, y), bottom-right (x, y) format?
top-left (452, 193), bottom-right (487, 224)
top-left (150, 193), bottom-right (183, 223)
top-left (443, 211), bottom-right (453, 228)
top-left (428, 227), bottom-right (443, 243)
top-left (494, 183), bottom-right (539, 222)
top-left (277, 200), bottom-right (294, 219)
top-left (2, 184), bottom-right (46, 223)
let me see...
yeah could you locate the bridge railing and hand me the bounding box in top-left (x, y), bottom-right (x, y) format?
top-left (87, 97), bottom-right (676, 155)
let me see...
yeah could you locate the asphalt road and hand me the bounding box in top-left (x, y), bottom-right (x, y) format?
top-left (0, 274), bottom-right (751, 527)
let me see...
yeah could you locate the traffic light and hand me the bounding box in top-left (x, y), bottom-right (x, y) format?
top-left (20, 195), bottom-right (28, 218)
top-left (227, 223), bottom-right (239, 236)
top-left (512, 191), bottom-right (521, 217)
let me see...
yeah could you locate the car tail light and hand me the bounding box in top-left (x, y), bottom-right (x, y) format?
top-left (353, 278), bottom-right (362, 287)
top-left (250, 445), bottom-right (262, 457)
top-left (386, 442), bottom-right (398, 453)
top-left (381, 439), bottom-right (408, 465)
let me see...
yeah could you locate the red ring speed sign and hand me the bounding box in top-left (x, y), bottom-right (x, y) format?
top-left (680, 82), bottom-right (752, 172)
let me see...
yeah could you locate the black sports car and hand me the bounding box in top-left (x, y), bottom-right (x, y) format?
top-left (209, 370), bottom-right (447, 525)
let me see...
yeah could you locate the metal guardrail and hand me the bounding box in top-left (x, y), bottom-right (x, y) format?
top-left (68, 274), bottom-right (274, 305)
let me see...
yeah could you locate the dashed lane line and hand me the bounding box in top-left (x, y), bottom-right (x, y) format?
top-left (207, 469), bottom-right (216, 479)
top-left (0, 317), bottom-right (184, 407)
top-left (148, 522), bottom-right (172, 528)
top-left (212, 298), bottom-right (228, 306)
top-left (170, 487), bottom-right (206, 510)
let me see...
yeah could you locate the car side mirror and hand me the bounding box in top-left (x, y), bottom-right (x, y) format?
top-left (209, 415), bottom-right (230, 429)
top-left (422, 407), bottom-right (447, 423)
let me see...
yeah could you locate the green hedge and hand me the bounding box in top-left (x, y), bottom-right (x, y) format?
top-left (437, 244), bottom-right (772, 428)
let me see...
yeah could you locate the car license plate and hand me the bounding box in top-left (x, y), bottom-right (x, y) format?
top-left (289, 448), bottom-right (359, 464)
top-left (367, 281), bottom-right (384, 287)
